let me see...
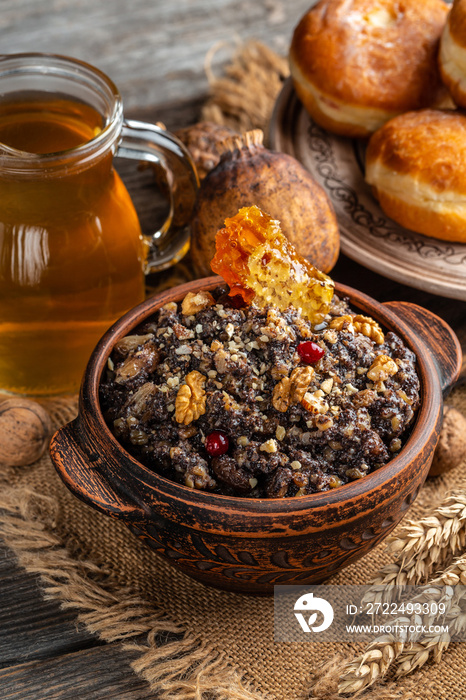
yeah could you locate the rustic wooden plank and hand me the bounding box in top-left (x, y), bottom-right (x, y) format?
top-left (0, 543), bottom-right (101, 669)
top-left (0, 644), bottom-right (151, 699)
top-left (0, 0), bottom-right (310, 114)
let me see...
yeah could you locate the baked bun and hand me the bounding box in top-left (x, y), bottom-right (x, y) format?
top-left (289, 0), bottom-right (450, 138)
top-left (366, 109), bottom-right (466, 243)
top-left (439, 0), bottom-right (466, 108)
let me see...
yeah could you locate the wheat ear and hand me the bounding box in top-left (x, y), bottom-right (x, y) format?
top-left (339, 555), bottom-right (466, 694)
top-left (361, 492), bottom-right (466, 612)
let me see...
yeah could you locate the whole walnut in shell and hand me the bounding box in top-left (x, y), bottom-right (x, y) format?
top-left (190, 129), bottom-right (339, 277)
top-left (0, 398), bottom-right (52, 467)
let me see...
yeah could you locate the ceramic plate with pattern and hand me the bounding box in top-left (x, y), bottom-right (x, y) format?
top-left (270, 79), bottom-right (466, 301)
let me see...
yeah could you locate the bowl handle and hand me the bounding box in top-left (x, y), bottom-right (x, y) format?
top-left (383, 301), bottom-right (462, 396)
top-left (50, 420), bottom-right (146, 521)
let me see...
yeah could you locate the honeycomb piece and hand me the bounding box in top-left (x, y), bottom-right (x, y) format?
top-left (210, 205), bottom-right (334, 325)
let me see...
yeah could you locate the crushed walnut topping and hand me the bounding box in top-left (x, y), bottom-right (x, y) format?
top-left (175, 370), bottom-right (207, 425)
top-left (101, 286), bottom-right (420, 499)
top-left (272, 365), bottom-right (315, 412)
top-left (181, 290), bottom-right (215, 315)
top-left (367, 355), bottom-right (398, 382)
top-left (353, 315), bottom-right (384, 345)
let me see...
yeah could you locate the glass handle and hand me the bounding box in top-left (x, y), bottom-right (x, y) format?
top-left (117, 119), bottom-right (199, 273)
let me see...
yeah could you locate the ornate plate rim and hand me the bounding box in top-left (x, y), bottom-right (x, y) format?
top-left (270, 79), bottom-right (466, 301)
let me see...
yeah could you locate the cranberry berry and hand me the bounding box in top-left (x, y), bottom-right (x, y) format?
top-left (205, 430), bottom-right (229, 456)
top-left (297, 341), bottom-right (325, 365)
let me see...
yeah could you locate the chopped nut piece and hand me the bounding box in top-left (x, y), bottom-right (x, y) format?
top-left (345, 383), bottom-right (358, 395)
top-left (249, 477), bottom-right (258, 488)
top-left (329, 475), bottom-right (343, 488)
top-left (301, 391), bottom-right (329, 414)
top-left (225, 322), bottom-right (235, 338)
top-left (181, 290), bottom-right (215, 315)
top-left (293, 316), bottom-right (313, 338)
top-left (397, 389), bottom-right (413, 405)
top-left (390, 438), bottom-right (402, 452)
top-left (290, 366), bottom-right (315, 402)
top-left (352, 389), bottom-right (377, 407)
top-left (316, 415), bottom-right (334, 431)
top-left (175, 345), bottom-right (192, 355)
top-left (291, 460), bottom-right (302, 470)
top-left (161, 302), bottom-right (177, 313)
top-left (272, 365), bottom-right (315, 412)
top-left (223, 391), bottom-right (240, 411)
top-left (214, 348), bottom-right (229, 373)
top-left (374, 380), bottom-right (387, 393)
top-left (276, 425), bottom-right (286, 441)
top-left (321, 377), bottom-right (334, 394)
top-left (353, 314), bottom-right (384, 344)
top-left (260, 439), bottom-right (278, 453)
top-left (367, 355), bottom-right (398, 382)
top-left (237, 435), bottom-right (249, 447)
top-left (210, 339), bottom-right (223, 351)
top-left (175, 371), bottom-right (207, 425)
top-left (272, 376), bottom-right (292, 412)
top-left (323, 329), bottom-right (338, 344)
top-left (329, 315), bottom-right (354, 333)
top-left (173, 323), bottom-right (195, 340)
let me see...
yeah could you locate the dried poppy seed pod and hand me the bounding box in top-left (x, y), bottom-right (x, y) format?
top-left (190, 129), bottom-right (339, 277)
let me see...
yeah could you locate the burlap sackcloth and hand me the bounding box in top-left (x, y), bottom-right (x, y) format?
top-left (2, 42), bottom-right (466, 700)
top-left (1, 389), bottom-right (466, 700)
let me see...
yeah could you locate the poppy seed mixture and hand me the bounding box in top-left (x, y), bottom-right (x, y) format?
top-left (99, 284), bottom-right (420, 498)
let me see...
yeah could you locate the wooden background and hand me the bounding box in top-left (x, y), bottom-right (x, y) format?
top-left (0, 1), bottom-right (313, 698)
top-left (1, 1), bottom-right (465, 698)
top-left (1, 0), bottom-right (310, 126)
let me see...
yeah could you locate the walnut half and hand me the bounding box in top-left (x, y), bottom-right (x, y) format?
top-left (175, 370), bottom-right (207, 424)
top-left (367, 355), bottom-right (398, 382)
top-left (353, 315), bottom-right (384, 344)
top-left (272, 366), bottom-right (315, 412)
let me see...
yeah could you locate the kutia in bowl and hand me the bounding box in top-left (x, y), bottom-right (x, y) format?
top-left (50, 205), bottom-right (462, 593)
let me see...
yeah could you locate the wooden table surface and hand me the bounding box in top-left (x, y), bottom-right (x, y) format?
top-left (1, 1), bottom-right (465, 698)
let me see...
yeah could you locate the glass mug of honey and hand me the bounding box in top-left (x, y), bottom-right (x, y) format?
top-left (0, 53), bottom-right (198, 396)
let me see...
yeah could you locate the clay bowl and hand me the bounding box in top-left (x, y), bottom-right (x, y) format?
top-left (50, 277), bottom-right (462, 594)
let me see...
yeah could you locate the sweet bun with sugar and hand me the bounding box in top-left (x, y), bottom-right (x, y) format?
top-left (365, 109), bottom-right (466, 243)
top-left (439, 0), bottom-right (466, 108)
top-left (289, 0), bottom-right (450, 138)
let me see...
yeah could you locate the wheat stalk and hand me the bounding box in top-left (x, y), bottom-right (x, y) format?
top-left (360, 492), bottom-right (466, 612)
top-left (339, 555), bottom-right (466, 695)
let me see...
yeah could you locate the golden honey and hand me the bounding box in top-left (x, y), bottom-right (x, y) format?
top-left (0, 96), bottom-right (146, 394)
